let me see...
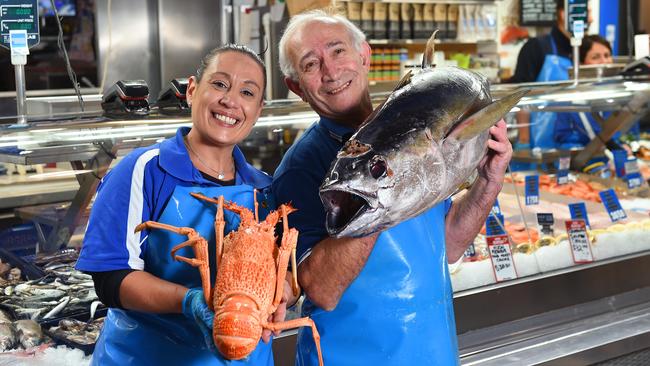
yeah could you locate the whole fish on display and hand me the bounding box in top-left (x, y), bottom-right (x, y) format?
top-left (319, 30), bottom-right (528, 237)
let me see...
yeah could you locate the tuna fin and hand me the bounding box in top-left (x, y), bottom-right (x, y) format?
top-left (422, 29), bottom-right (440, 68)
top-left (447, 88), bottom-right (529, 141)
top-left (394, 69), bottom-right (413, 91)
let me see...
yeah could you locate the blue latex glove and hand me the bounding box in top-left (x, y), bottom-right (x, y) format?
top-left (182, 288), bottom-right (218, 355)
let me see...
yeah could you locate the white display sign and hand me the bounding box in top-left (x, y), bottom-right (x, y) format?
top-left (487, 235), bottom-right (518, 282)
top-left (566, 219), bottom-right (594, 263)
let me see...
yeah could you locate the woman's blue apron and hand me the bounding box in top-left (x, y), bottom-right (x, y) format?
top-left (529, 35), bottom-right (572, 150)
top-left (91, 184), bottom-right (274, 366)
top-left (296, 202), bottom-right (459, 366)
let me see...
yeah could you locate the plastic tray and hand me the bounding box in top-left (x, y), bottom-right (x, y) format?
top-left (40, 307), bottom-right (107, 355)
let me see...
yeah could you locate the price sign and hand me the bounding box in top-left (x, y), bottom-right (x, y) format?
top-left (569, 202), bottom-right (591, 229)
top-left (491, 199), bottom-right (502, 216)
top-left (464, 243), bottom-right (477, 259)
top-left (487, 235), bottom-right (518, 282)
top-left (557, 156), bottom-right (570, 185)
top-left (565, 219), bottom-right (593, 263)
top-left (485, 213), bottom-right (506, 236)
top-left (536, 212), bottom-right (555, 237)
top-left (624, 158), bottom-right (644, 189)
top-left (525, 175), bottom-right (540, 205)
top-left (599, 189), bottom-right (627, 222)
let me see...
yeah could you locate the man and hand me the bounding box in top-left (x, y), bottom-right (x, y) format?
top-left (509, 0), bottom-right (572, 84)
top-left (272, 9), bottom-right (512, 366)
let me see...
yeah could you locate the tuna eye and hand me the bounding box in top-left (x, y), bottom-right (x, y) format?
top-left (369, 158), bottom-right (387, 179)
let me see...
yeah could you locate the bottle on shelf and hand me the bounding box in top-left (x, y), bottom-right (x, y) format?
top-left (400, 3), bottom-right (413, 40)
top-left (388, 3), bottom-right (400, 40)
top-left (361, 1), bottom-right (374, 38)
top-left (373, 2), bottom-right (388, 40)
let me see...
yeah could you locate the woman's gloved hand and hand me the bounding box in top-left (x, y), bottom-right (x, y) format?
top-left (182, 288), bottom-right (217, 355)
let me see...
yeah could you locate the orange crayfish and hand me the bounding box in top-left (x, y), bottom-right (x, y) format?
top-left (135, 191), bottom-right (324, 365)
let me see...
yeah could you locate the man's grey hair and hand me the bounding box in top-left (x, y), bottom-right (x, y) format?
top-left (278, 8), bottom-right (366, 81)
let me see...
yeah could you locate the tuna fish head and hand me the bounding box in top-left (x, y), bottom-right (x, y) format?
top-left (319, 68), bottom-right (528, 238)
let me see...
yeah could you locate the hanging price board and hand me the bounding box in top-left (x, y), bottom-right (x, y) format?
top-left (487, 235), bottom-right (518, 282)
top-left (599, 189), bottom-right (627, 222)
top-left (525, 175), bottom-right (540, 205)
top-left (565, 219), bottom-right (594, 263)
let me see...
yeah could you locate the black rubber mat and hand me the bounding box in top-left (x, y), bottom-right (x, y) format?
top-left (595, 348), bottom-right (650, 365)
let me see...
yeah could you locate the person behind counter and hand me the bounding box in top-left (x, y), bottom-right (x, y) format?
top-left (508, 0), bottom-right (575, 84)
top-left (509, 0), bottom-right (591, 152)
top-left (75, 44), bottom-right (296, 365)
top-left (273, 8), bottom-right (512, 366)
top-left (555, 35), bottom-right (639, 150)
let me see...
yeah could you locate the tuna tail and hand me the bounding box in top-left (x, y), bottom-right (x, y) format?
top-left (446, 88), bottom-right (529, 141)
top-left (422, 29), bottom-right (440, 69)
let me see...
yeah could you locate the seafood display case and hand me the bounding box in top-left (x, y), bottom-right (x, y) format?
top-left (0, 76), bottom-right (650, 362)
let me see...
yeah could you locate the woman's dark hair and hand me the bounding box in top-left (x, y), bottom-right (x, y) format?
top-left (579, 35), bottom-right (612, 63)
top-left (195, 44), bottom-right (267, 94)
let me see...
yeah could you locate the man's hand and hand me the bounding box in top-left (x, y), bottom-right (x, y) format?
top-left (262, 273), bottom-right (298, 343)
top-left (477, 119), bottom-right (513, 186)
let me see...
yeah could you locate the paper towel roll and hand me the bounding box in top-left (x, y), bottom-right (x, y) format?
top-left (635, 34), bottom-right (650, 59)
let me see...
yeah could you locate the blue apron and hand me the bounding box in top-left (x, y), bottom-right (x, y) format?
top-left (296, 203), bottom-right (459, 366)
top-left (530, 35), bottom-right (572, 150)
top-left (91, 184), bottom-right (275, 366)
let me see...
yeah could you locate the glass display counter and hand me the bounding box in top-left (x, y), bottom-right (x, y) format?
top-left (1, 76), bottom-right (650, 364)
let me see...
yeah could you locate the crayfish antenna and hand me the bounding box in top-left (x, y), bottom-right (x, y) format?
top-left (254, 189), bottom-right (259, 223)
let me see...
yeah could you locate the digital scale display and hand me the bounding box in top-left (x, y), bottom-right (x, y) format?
top-left (0, 0), bottom-right (39, 50)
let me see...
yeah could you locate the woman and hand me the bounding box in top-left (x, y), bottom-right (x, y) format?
top-left (580, 34), bottom-right (613, 65)
top-left (555, 35), bottom-right (639, 149)
top-left (76, 44), bottom-right (295, 365)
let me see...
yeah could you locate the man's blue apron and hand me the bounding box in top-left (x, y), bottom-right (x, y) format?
top-left (91, 184), bottom-right (274, 366)
top-left (529, 35), bottom-right (572, 150)
top-left (296, 203), bottom-right (459, 366)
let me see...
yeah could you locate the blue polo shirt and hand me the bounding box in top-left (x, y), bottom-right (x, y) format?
top-left (272, 118), bottom-right (354, 264)
top-left (77, 127), bottom-right (272, 273)
top-left (272, 117), bottom-right (451, 264)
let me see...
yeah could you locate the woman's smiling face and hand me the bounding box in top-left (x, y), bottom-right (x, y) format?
top-left (187, 50), bottom-right (265, 148)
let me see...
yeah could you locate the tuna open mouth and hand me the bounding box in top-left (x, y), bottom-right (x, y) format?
top-left (320, 189), bottom-right (370, 235)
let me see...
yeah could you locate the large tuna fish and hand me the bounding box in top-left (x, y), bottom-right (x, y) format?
top-left (319, 32), bottom-right (527, 238)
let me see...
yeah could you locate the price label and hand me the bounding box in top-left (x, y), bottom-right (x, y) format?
top-left (624, 158), bottom-right (644, 189)
top-left (536, 212), bottom-right (555, 237)
top-left (599, 189), bottom-right (627, 222)
top-left (569, 202), bottom-right (591, 229)
top-left (487, 235), bottom-right (518, 282)
top-left (485, 213), bottom-right (506, 236)
top-left (557, 156), bottom-right (570, 185)
top-left (464, 243), bottom-right (476, 259)
top-left (565, 219), bottom-right (594, 263)
top-left (525, 175), bottom-right (540, 205)
top-left (491, 199), bottom-right (502, 216)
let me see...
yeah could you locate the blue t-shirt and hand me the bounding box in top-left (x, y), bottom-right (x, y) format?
top-left (77, 127), bottom-right (272, 272)
top-left (554, 112), bottom-right (640, 148)
top-left (76, 127), bottom-right (275, 365)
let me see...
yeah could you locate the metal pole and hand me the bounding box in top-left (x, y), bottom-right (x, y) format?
top-left (14, 64), bottom-right (27, 125)
top-left (572, 38), bottom-right (580, 86)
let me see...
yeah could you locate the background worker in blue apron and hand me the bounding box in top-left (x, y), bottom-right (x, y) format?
top-left (555, 35), bottom-right (640, 150)
top-left (76, 44), bottom-right (296, 366)
top-left (508, 0), bottom-right (575, 152)
top-left (273, 9), bottom-right (512, 366)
